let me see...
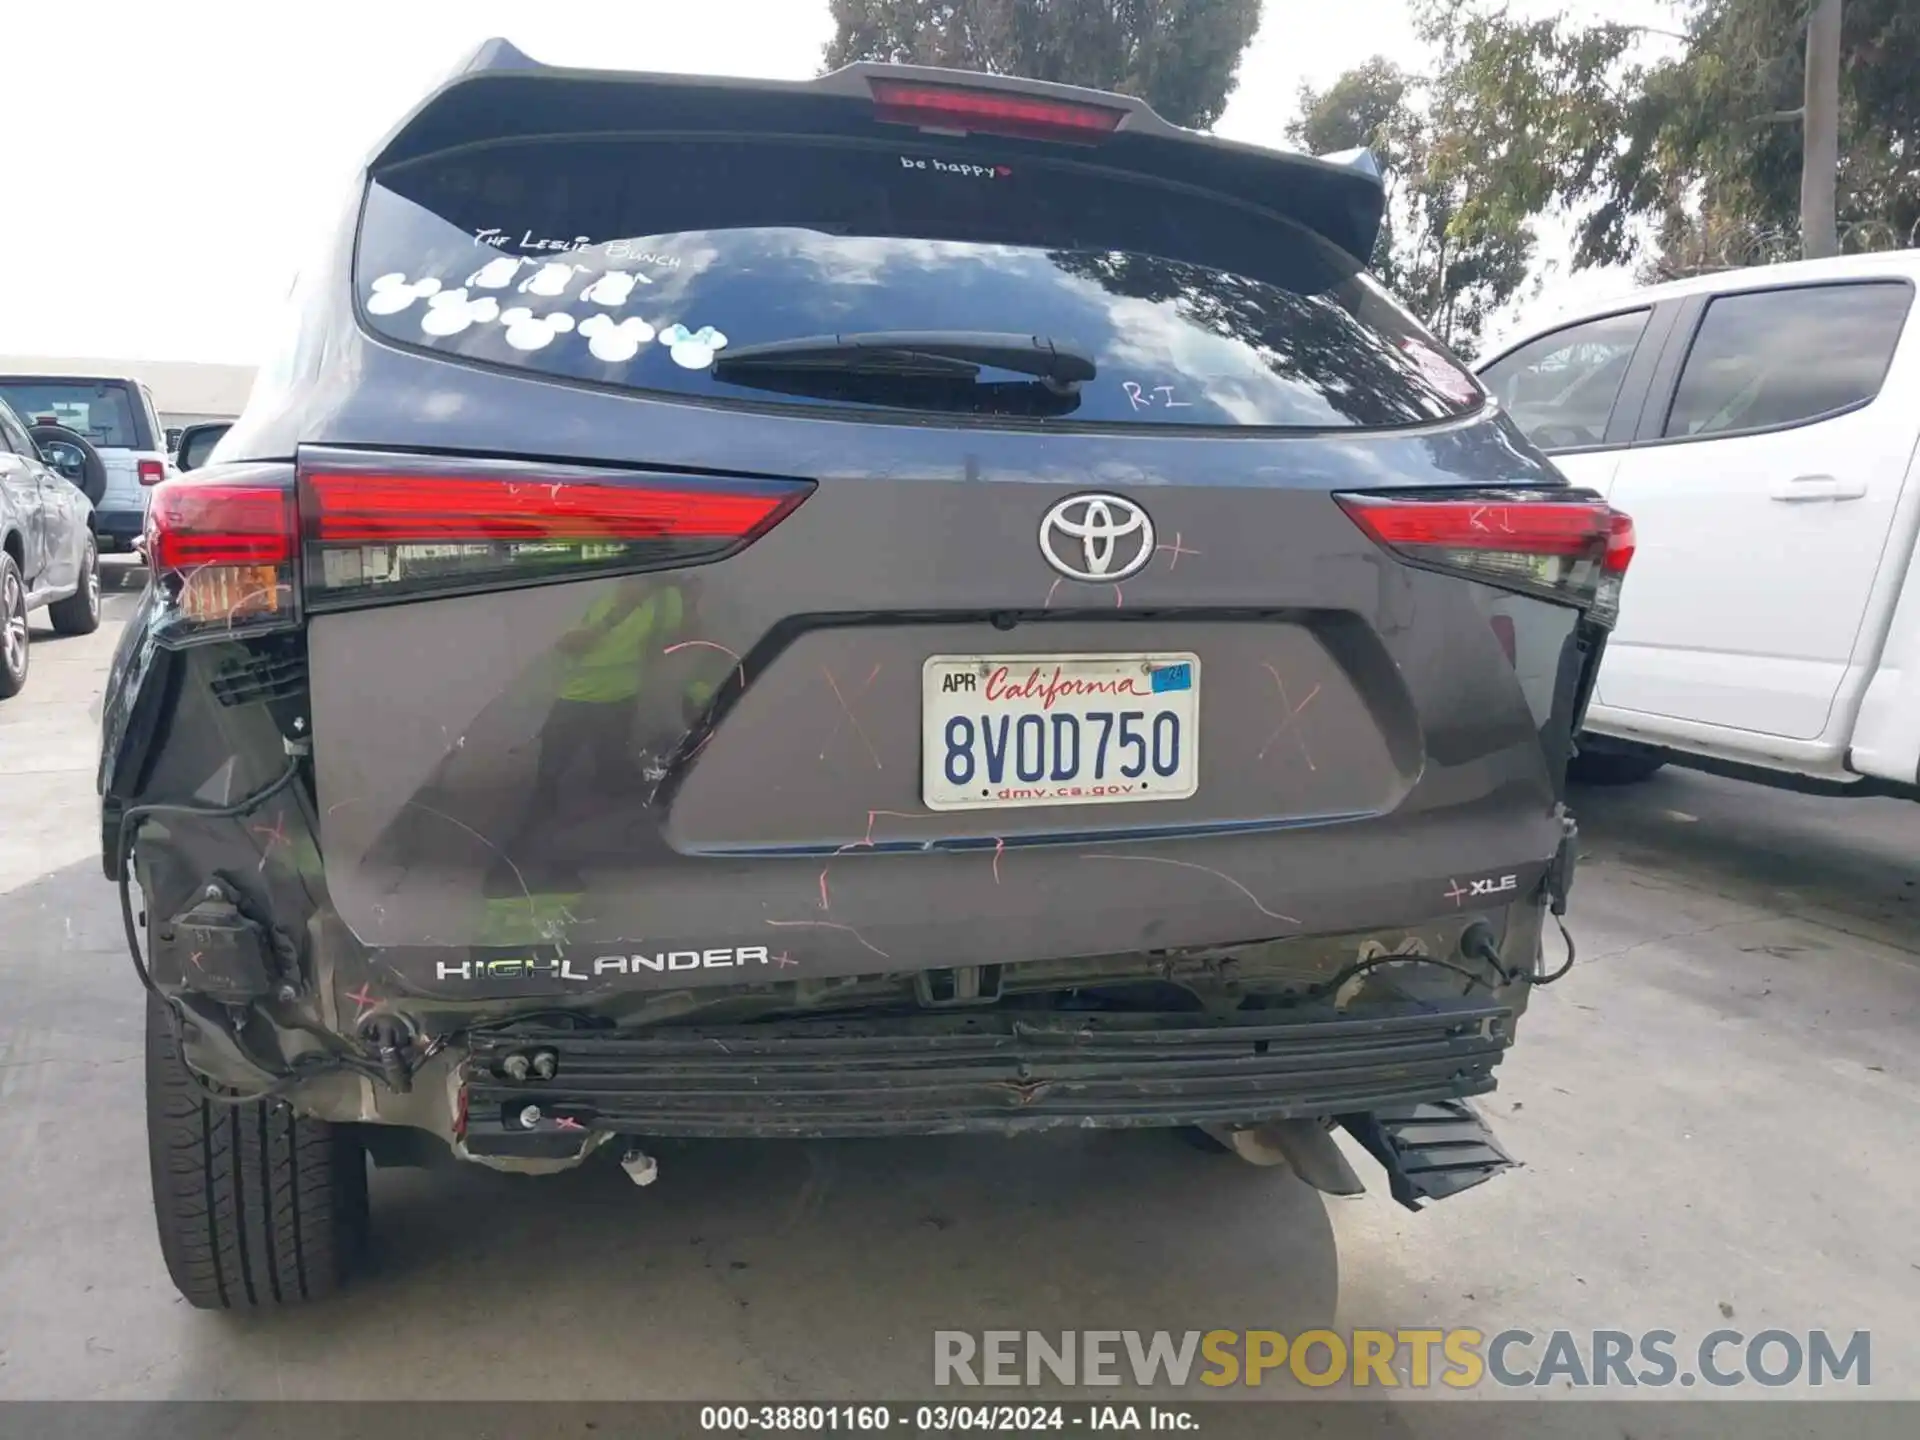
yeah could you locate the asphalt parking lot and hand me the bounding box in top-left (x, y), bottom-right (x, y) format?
top-left (2, 563), bottom-right (1916, 1421)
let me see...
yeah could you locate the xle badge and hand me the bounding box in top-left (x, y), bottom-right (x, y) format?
top-left (1445, 874), bottom-right (1519, 906)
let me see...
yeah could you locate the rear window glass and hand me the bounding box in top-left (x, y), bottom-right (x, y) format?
top-left (0, 381), bottom-right (142, 448)
top-left (355, 137), bottom-right (1480, 430)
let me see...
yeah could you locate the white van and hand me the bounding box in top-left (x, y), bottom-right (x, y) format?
top-left (0, 374), bottom-right (172, 555)
top-left (1478, 251), bottom-right (1920, 800)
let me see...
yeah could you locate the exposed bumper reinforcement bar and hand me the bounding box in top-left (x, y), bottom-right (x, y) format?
top-left (461, 1000), bottom-right (1514, 1154)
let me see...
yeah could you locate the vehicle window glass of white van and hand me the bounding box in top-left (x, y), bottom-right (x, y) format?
top-left (1479, 310), bottom-right (1649, 451)
top-left (1664, 282), bottom-right (1913, 440)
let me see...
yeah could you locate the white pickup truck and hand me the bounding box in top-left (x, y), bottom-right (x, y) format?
top-left (1479, 250), bottom-right (1920, 801)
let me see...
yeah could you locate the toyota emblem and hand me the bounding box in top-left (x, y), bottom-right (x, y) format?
top-left (1039, 494), bottom-right (1156, 582)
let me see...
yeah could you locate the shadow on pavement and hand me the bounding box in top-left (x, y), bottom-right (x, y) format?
top-left (1571, 768), bottom-right (1918, 955)
top-left (3, 857), bottom-right (1345, 1401)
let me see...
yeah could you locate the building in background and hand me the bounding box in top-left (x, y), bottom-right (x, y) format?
top-left (0, 355), bottom-right (256, 446)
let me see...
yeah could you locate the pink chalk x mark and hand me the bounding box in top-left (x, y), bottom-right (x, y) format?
top-left (1154, 532), bottom-right (1201, 571)
top-left (1258, 663), bottom-right (1322, 771)
top-left (346, 983), bottom-right (379, 1017)
top-left (249, 812), bottom-right (291, 871)
top-left (820, 662), bottom-right (884, 769)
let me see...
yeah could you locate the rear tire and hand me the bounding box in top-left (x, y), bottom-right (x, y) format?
top-left (144, 993), bottom-right (369, 1308)
top-left (47, 539), bottom-right (101, 635)
top-left (1568, 748), bottom-right (1666, 786)
top-left (0, 554), bottom-right (28, 700)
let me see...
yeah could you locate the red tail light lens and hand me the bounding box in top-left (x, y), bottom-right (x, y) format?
top-left (1604, 510), bottom-right (1636, 574)
top-left (300, 450), bottom-right (812, 607)
top-left (144, 467), bottom-right (298, 638)
top-left (1336, 490), bottom-right (1633, 621)
top-left (870, 78), bottom-right (1126, 143)
top-left (137, 459), bottom-right (166, 486)
top-left (141, 452), bottom-right (812, 642)
top-left (307, 474), bottom-right (795, 545)
top-left (148, 484), bottom-right (295, 569)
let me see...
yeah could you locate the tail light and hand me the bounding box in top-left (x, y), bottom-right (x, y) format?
top-left (1335, 490), bottom-right (1634, 622)
top-left (145, 465), bottom-right (298, 638)
top-left (300, 450), bottom-right (811, 607)
top-left (138, 459), bottom-right (166, 486)
top-left (142, 450), bottom-right (812, 643)
top-left (870, 78), bottom-right (1126, 143)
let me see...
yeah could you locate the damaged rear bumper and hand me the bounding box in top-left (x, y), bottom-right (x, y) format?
top-left (462, 999), bottom-right (1514, 1151)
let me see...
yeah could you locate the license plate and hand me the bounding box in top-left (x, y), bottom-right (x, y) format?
top-left (921, 653), bottom-right (1200, 811)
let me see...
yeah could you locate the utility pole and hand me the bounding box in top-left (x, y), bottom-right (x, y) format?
top-left (1800, 0), bottom-right (1842, 258)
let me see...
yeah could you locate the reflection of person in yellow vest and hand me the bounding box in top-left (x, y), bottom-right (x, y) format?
top-left (532, 574), bottom-right (709, 806)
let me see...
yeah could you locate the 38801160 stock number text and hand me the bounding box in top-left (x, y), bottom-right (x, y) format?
top-left (699, 1404), bottom-right (1070, 1432)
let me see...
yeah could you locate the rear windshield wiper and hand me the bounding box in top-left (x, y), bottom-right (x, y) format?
top-left (712, 331), bottom-right (1098, 388)
top-left (709, 367), bottom-right (1086, 419)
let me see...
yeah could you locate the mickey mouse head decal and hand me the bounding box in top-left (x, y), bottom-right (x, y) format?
top-left (659, 324), bottom-right (729, 369)
top-left (580, 271), bottom-right (651, 306)
top-left (420, 288), bottom-right (501, 336)
top-left (467, 257), bottom-right (526, 290)
top-left (518, 262), bottom-right (584, 297)
top-left (578, 314), bottom-right (657, 363)
top-left (499, 307), bottom-right (577, 351)
top-left (367, 273), bottom-right (442, 315)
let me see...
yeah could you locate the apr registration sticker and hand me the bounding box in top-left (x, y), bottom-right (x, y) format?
top-left (921, 653), bottom-right (1201, 811)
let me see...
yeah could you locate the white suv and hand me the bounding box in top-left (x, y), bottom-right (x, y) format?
top-left (1478, 251), bottom-right (1920, 801)
top-left (0, 374), bottom-right (172, 556)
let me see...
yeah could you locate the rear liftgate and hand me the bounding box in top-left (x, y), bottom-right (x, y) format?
top-left (131, 452), bottom-right (1601, 1207)
top-left (122, 63), bottom-right (1626, 1208)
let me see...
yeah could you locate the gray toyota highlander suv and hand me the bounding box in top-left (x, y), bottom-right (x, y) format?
top-left (100, 41), bottom-right (1633, 1308)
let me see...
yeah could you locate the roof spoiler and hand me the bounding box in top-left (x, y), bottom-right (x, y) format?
top-left (1315, 147), bottom-right (1383, 182)
top-left (368, 39), bottom-right (1387, 265)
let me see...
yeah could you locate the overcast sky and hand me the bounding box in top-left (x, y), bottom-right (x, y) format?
top-left (2, 0), bottom-right (1674, 366)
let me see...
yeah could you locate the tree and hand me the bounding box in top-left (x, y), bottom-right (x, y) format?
top-left (1419, 0), bottom-right (1920, 279)
top-left (1289, 57), bottom-right (1533, 354)
top-left (1800, 0), bottom-right (1843, 258)
top-left (823, 0), bottom-right (1263, 130)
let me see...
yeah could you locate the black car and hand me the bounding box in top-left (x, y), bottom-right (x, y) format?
top-left (101, 43), bottom-right (1633, 1309)
top-left (0, 396), bottom-right (103, 695)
